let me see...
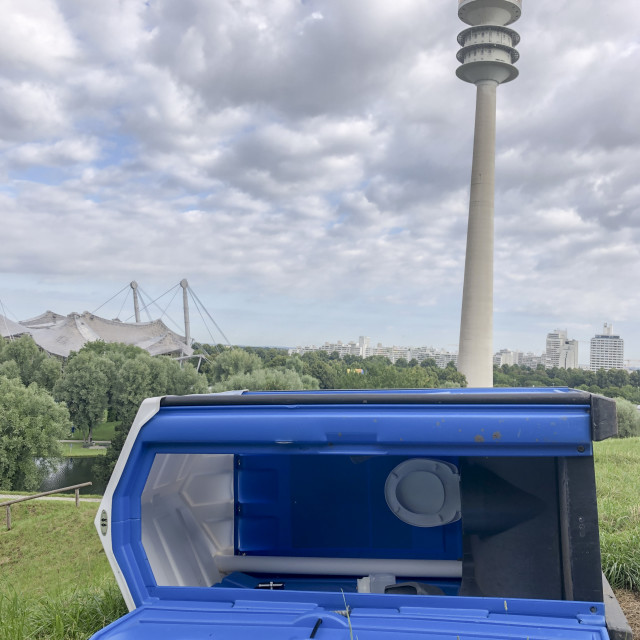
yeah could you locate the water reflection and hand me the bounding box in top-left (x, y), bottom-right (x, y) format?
top-left (39, 457), bottom-right (107, 495)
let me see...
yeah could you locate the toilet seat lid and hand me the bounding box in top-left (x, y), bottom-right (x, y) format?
top-left (384, 458), bottom-right (461, 528)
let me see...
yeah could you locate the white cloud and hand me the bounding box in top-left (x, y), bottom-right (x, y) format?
top-left (0, 0), bottom-right (639, 358)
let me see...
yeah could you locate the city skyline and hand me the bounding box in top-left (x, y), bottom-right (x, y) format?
top-left (1, 288), bottom-right (638, 365)
top-left (1, 2), bottom-right (639, 362)
top-left (290, 323), bottom-right (633, 369)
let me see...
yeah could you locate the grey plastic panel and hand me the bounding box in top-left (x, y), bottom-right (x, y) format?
top-left (141, 454), bottom-right (235, 587)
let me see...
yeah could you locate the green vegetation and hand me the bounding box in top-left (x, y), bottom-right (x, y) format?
top-left (0, 335), bottom-right (62, 393)
top-left (61, 443), bottom-right (107, 457)
top-left (0, 501), bottom-right (126, 640)
top-left (613, 398), bottom-right (640, 438)
top-left (0, 502), bottom-right (112, 594)
top-left (1, 337), bottom-right (210, 490)
top-left (0, 581), bottom-right (128, 640)
top-left (0, 376), bottom-right (70, 491)
top-left (54, 351), bottom-right (112, 446)
top-left (595, 437), bottom-right (640, 590)
top-left (68, 421), bottom-right (117, 442)
top-left (493, 363), bottom-right (640, 404)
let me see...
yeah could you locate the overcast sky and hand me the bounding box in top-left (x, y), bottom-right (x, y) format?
top-left (0, 0), bottom-right (638, 363)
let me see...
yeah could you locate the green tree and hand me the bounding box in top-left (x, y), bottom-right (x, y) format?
top-left (0, 359), bottom-right (21, 380)
top-left (166, 361), bottom-right (209, 396)
top-left (0, 376), bottom-right (70, 491)
top-left (614, 398), bottom-right (640, 438)
top-left (96, 349), bottom-right (210, 485)
top-left (110, 357), bottom-right (154, 429)
top-left (301, 352), bottom-right (339, 389)
top-left (209, 348), bottom-right (262, 383)
top-left (32, 356), bottom-right (63, 392)
top-left (54, 351), bottom-right (110, 445)
top-left (211, 368), bottom-right (320, 392)
top-left (0, 334), bottom-right (46, 386)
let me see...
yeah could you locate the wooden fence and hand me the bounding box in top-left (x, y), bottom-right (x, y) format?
top-left (1, 482), bottom-right (93, 530)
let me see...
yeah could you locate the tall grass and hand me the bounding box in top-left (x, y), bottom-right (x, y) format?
top-left (0, 581), bottom-right (127, 640)
top-left (595, 437), bottom-right (640, 590)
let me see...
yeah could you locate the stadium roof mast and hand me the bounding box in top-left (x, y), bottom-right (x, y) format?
top-left (130, 281), bottom-right (141, 323)
top-left (455, 0), bottom-right (521, 387)
top-left (180, 279), bottom-right (191, 350)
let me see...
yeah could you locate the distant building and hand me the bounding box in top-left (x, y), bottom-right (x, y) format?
top-left (559, 340), bottom-right (579, 369)
top-left (545, 329), bottom-right (567, 368)
top-left (545, 329), bottom-right (578, 369)
top-left (493, 349), bottom-right (522, 367)
top-left (289, 337), bottom-right (457, 368)
top-left (521, 352), bottom-right (544, 369)
top-left (590, 323), bottom-right (624, 371)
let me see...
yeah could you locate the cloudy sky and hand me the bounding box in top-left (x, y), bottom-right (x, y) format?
top-left (0, 0), bottom-right (638, 363)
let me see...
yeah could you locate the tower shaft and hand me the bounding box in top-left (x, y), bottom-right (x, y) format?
top-left (457, 80), bottom-right (497, 387)
top-left (455, 0), bottom-right (520, 388)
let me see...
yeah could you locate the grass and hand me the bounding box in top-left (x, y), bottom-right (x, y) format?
top-left (0, 582), bottom-right (128, 640)
top-left (61, 443), bottom-right (107, 458)
top-left (0, 501), bottom-right (125, 640)
top-left (67, 422), bottom-right (118, 443)
top-left (595, 437), bottom-right (640, 590)
top-left (0, 502), bottom-right (113, 595)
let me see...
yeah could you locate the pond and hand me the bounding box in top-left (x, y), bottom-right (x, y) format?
top-left (39, 457), bottom-right (108, 495)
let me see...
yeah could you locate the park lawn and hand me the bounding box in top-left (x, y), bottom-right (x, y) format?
top-left (62, 442), bottom-right (107, 457)
top-left (68, 421), bottom-right (118, 442)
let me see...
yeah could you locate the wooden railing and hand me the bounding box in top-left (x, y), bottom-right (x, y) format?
top-left (1, 482), bottom-right (92, 531)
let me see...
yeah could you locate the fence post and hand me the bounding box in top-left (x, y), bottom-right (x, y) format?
top-left (75, 488), bottom-right (79, 507)
top-left (6, 505), bottom-right (10, 531)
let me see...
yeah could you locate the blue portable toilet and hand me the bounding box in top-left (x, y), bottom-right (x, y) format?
top-left (92, 388), bottom-right (628, 639)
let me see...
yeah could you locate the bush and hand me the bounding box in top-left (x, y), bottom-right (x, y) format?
top-left (211, 368), bottom-right (319, 391)
top-left (614, 397), bottom-right (640, 438)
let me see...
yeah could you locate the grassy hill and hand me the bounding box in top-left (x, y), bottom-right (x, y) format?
top-left (0, 501), bottom-right (126, 639)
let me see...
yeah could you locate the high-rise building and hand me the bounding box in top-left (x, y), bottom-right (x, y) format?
top-left (545, 329), bottom-right (579, 370)
top-left (559, 340), bottom-right (579, 370)
top-left (545, 329), bottom-right (567, 368)
top-left (590, 323), bottom-right (624, 371)
top-left (455, 0), bottom-right (522, 387)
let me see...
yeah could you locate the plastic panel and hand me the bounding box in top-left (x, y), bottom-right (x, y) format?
top-left (235, 454), bottom-right (462, 560)
top-left (90, 594), bottom-right (609, 640)
top-left (141, 453), bottom-right (234, 587)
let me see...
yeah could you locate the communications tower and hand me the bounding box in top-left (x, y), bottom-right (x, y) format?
top-left (456, 0), bottom-right (521, 387)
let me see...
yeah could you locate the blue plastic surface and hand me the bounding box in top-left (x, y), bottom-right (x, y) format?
top-left (235, 454), bottom-right (462, 559)
top-left (91, 593), bottom-right (609, 639)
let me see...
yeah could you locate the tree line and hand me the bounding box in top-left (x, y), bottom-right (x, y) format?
top-left (0, 335), bottom-right (208, 490)
top-left (2, 335), bottom-right (640, 490)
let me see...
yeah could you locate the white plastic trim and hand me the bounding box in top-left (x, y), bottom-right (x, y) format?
top-left (94, 396), bottom-right (163, 611)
